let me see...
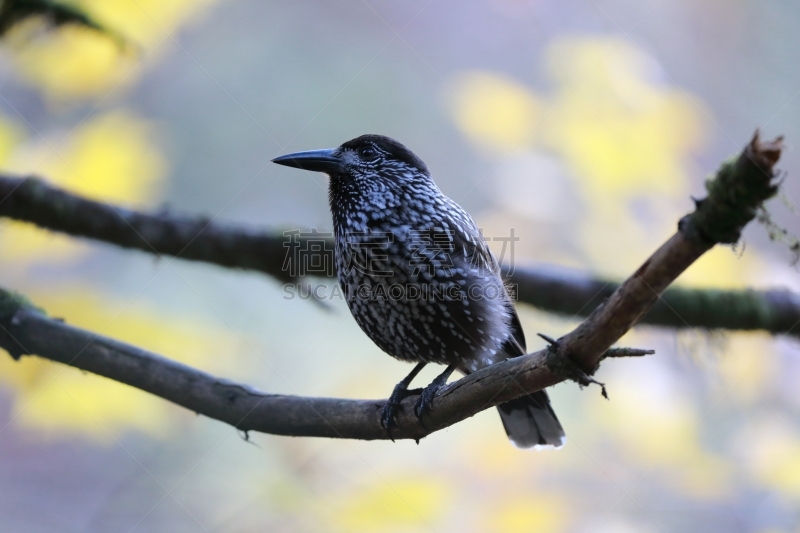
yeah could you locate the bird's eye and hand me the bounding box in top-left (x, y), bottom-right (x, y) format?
top-left (359, 145), bottom-right (378, 161)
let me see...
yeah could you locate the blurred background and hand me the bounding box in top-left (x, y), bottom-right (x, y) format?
top-left (0, 0), bottom-right (799, 531)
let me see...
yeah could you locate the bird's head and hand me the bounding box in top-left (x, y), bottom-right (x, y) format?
top-left (272, 135), bottom-right (431, 193)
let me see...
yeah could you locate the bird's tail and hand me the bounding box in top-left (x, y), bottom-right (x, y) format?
top-left (496, 390), bottom-right (565, 449)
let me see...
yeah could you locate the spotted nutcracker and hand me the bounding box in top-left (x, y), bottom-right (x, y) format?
top-left (273, 135), bottom-right (565, 448)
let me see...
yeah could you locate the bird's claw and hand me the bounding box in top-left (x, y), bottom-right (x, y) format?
top-left (413, 365), bottom-right (456, 423)
top-left (413, 382), bottom-right (442, 422)
top-left (380, 387), bottom-right (423, 439)
top-left (380, 401), bottom-right (400, 437)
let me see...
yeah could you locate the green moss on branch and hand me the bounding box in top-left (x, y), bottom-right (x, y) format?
top-left (681, 132), bottom-right (783, 245)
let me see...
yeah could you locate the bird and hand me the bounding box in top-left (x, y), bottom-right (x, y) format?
top-left (273, 134), bottom-right (565, 448)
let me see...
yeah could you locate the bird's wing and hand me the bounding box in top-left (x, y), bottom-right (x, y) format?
top-left (437, 198), bottom-right (500, 274)
top-left (443, 198), bottom-right (528, 357)
top-left (503, 306), bottom-right (528, 356)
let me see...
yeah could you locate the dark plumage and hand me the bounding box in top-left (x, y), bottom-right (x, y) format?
top-left (273, 134), bottom-right (565, 448)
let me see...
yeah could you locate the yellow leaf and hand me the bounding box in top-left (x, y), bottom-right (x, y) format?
top-left (542, 36), bottom-right (705, 198)
top-left (78, 0), bottom-right (213, 47)
top-left (7, 0), bottom-right (215, 101)
top-left (45, 110), bottom-right (166, 202)
top-left (1, 110), bottom-right (165, 263)
top-left (10, 23), bottom-right (134, 101)
top-left (448, 72), bottom-right (542, 153)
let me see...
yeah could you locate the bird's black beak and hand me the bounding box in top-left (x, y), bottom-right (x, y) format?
top-left (272, 148), bottom-right (343, 174)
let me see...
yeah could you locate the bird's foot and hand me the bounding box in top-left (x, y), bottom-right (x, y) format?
top-left (379, 362), bottom-right (427, 439)
top-left (380, 385), bottom-right (422, 438)
top-left (413, 365), bottom-right (456, 421)
top-left (413, 383), bottom-right (440, 422)
top-left (537, 333), bottom-right (609, 399)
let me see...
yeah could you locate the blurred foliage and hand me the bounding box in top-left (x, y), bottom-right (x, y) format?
top-left (0, 0), bottom-right (221, 439)
top-left (3, 0), bottom-right (212, 101)
top-left (8, 22), bottom-right (134, 101)
top-left (486, 497), bottom-right (568, 533)
top-left (443, 33), bottom-right (795, 528)
top-left (0, 0), bottom-right (113, 39)
top-left (331, 477), bottom-right (451, 532)
top-left (1, 110), bottom-right (165, 263)
top-left (450, 37), bottom-right (705, 197)
top-left (748, 422), bottom-right (800, 498)
top-left (0, 288), bottom-right (242, 440)
top-left (451, 36), bottom-right (765, 287)
top-left (450, 72), bottom-right (542, 154)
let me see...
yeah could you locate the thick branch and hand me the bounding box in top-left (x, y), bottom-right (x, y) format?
top-left (0, 295), bottom-right (559, 440)
top-left (0, 165), bottom-right (797, 335)
top-left (559, 133), bottom-right (786, 370)
top-left (0, 133), bottom-right (786, 442)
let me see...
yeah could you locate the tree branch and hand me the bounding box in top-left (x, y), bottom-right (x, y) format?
top-left (0, 133), bottom-right (787, 441)
top-left (0, 177), bottom-right (294, 281)
top-left (0, 292), bottom-right (574, 440)
top-left (511, 267), bottom-right (800, 336)
top-left (0, 147), bottom-right (796, 335)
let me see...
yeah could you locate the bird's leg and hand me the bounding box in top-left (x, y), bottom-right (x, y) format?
top-left (381, 362), bottom-right (427, 435)
top-left (414, 364), bottom-right (456, 420)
